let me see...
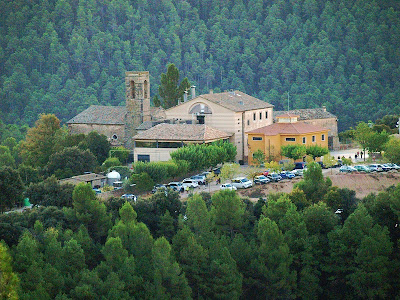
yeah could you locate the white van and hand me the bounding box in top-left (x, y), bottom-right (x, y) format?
top-left (231, 177), bottom-right (253, 189)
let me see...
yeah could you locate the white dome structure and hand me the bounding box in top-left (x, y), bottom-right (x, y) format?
top-left (107, 170), bottom-right (121, 186)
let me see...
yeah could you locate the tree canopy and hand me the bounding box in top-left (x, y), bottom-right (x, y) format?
top-left (1, 0), bottom-right (400, 132)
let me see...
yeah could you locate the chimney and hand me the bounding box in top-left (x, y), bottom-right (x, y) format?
top-left (183, 90), bottom-right (188, 102)
top-left (209, 89), bottom-right (213, 94)
top-left (322, 105), bottom-right (326, 112)
top-left (191, 85), bottom-right (196, 99)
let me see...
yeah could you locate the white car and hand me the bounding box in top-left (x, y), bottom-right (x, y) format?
top-left (231, 177), bottom-right (253, 189)
top-left (121, 194), bottom-right (137, 202)
top-left (182, 178), bottom-right (199, 189)
top-left (220, 183), bottom-right (237, 190)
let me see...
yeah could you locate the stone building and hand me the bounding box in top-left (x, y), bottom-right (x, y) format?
top-left (66, 71), bottom-right (151, 147)
top-left (164, 90), bottom-right (274, 162)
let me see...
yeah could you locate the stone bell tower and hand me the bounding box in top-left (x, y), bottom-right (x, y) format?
top-left (125, 71), bottom-right (151, 148)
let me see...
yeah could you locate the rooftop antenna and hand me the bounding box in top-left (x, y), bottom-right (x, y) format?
top-left (287, 92), bottom-right (290, 112)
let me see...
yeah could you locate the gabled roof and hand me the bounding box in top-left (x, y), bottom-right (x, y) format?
top-left (168, 91), bottom-right (273, 112)
top-left (66, 105), bottom-right (126, 125)
top-left (133, 124), bottom-right (232, 142)
top-left (247, 122), bottom-right (329, 136)
top-left (273, 108), bottom-right (336, 121)
top-left (276, 113), bottom-right (300, 118)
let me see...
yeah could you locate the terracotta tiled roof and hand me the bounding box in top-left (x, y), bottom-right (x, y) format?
top-left (66, 105), bottom-right (126, 125)
top-left (171, 91), bottom-right (273, 112)
top-left (247, 122), bottom-right (329, 136)
top-left (133, 124), bottom-right (232, 142)
top-left (273, 108), bottom-right (336, 121)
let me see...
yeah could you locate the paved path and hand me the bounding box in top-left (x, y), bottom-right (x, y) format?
top-left (330, 148), bottom-right (370, 164)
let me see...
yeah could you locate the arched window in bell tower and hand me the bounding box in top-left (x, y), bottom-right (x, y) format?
top-left (144, 80), bottom-right (148, 98)
top-left (130, 80), bottom-right (135, 98)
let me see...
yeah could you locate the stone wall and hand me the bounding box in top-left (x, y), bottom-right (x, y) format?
top-left (68, 124), bottom-right (125, 146)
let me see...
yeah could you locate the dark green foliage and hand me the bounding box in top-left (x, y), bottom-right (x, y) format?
top-left (134, 190), bottom-right (182, 237)
top-left (170, 142), bottom-right (237, 172)
top-left (17, 164), bottom-right (42, 185)
top-left (384, 138), bottom-right (400, 164)
top-left (375, 114), bottom-right (400, 130)
top-left (25, 176), bottom-right (74, 207)
top-left (109, 146), bottom-right (130, 164)
top-left (101, 157), bottom-right (121, 171)
top-left (281, 144), bottom-right (306, 161)
top-left (2, 1), bottom-right (400, 131)
top-left (79, 131), bottom-right (111, 165)
top-left (295, 162), bottom-right (332, 204)
top-left (0, 241), bottom-right (19, 299)
top-left (210, 190), bottom-right (245, 237)
top-left (159, 63), bottom-right (191, 109)
top-left (130, 172), bottom-right (154, 193)
top-left (45, 146), bottom-right (98, 179)
top-left (0, 166), bottom-right (24, 212)
top-left (72, 183), bottom-right (112, 243)
top-left (305, 145), bottom-right (329, 160)
top-left (0, 145), bottom-right (15, 167)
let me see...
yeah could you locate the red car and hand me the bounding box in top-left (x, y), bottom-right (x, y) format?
top-left (262, 170), bottom-right (270, 176)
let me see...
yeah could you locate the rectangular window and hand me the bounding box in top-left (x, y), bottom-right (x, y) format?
top-left (265, 111), bottom-right (268, 119)
top-left (253, 113), bottom-right (256, 121)
top-left (252, 137), bottom-right (263, 141)
top-left (137, 155), bottom-right (150, 162)
top-left (286, 137), bottom-right (296, 142)
top-left (259, 112), bottom-right (262, 119)
top-left (322, 134), bottom-right (325, 141)
top-left (302, 137), bottom-right (306, 144)
top-left (247, 120), bottom-right (250, 126)
top-left (312, 135), bottom-right (316, 142)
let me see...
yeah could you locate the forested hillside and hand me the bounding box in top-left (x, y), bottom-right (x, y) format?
top-left (1, 0), bottom-right (399, 131)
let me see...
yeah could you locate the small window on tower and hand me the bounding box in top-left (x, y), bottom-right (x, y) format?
top-left (130, 81), bottom-right (135, 98)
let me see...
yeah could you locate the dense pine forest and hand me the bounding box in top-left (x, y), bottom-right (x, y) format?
top-left (1, 0), bottom-right (400, 131)
top-left (2, 167), bottom-right (400, 299)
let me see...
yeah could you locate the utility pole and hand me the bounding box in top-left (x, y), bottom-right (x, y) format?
top-left (287, 92), bottom-right (290, 112)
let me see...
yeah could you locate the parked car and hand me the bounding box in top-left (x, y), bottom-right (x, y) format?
top-left (231, 177), bottom-right (253, 189)
top-left (280, 171), bottom-right (295, 179)
top-left (121, 194), bottom-right (137, 202)
top-left (152, 184), bottom-right (167, 194)
top-left (168, 182), bottom-right (184, 192)
top-left (182, 178), bottom-right (199, 189)
top-left (220, 183), bottom-right (237, 190)
top-left (339, 165), bottom-right (357, 173)
top-left (368, 164), bottom-right (383, 172)
top-left (190, 175), bottom-right (206, 185)
top-left (386, 163), bottom-right (400, 170)
top-left (93, 188), bottom-right (101, 194)
top-left (380, 164), bottom-right (392, 172)
top-left (292, 169), bottom-right (304, 176)
top-left (254, 175), bottom-right (270, 184)
top-left (316, 161), bottom-right (327, 169)
top-left (212, 167), bottom-right (221, 175)
top-left (268, 173), bottom-right (282, 182)
top-left (294, 162), bottom-right (307, 169)
top-left (353, 165), bottom-right (371, 173)
top-left (333, 159), bottom-right (343, 168)
top-left (261, 169), bottom-right (270, 176)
